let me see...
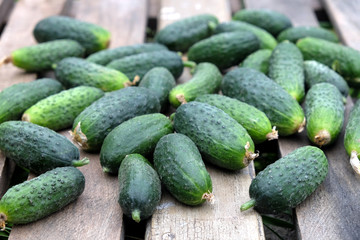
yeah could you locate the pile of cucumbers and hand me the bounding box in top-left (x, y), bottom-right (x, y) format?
top-left (1, 8), bottom-right (360, 230)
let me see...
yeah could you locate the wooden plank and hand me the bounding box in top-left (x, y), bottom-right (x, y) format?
top-left (0, 0), bottom-right (15, 27)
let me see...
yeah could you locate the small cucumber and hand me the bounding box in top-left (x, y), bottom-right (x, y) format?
top-left (118, 154), bottom-right (161, 222)
top-left (241, 49), bottom-right (272, 74)
top-left (277, 26), bottom-right (339, 43)
top-left (154, 133), bottom-right (213, 205)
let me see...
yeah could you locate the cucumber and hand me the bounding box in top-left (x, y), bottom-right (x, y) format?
top-left (154, 14), bottom-right (218, 52)
top-left (221, 67), bottom-right (305, 136)
top-left (187, 31), bottom-right (260, 69)
top-left (0, 121), bottom-right (88, 174)
top-left (0, 167), bottom-right (85, 228)
top-left (153, 133), bottom-right (213, 205)
top-left (194, 94), bottom-right (278, 143)
top-left (305, 83), bottom-right (344, 147)
top-left (33, 16), bottom-right (111, 54)
top-left (71, 87), bottom-right (161, 152)
top-left (22, 86), bottom-right (104, 131)
top-left (168, 62), bottom-right (222, 108)
top-left (173, 102), bottom-right (257, 170)
top-left (100, 113), bottom-right (173, 174)
top-left (54, 57), bottom-right (130, 91)
top-left (268, 41), bottom-right (305, 102)
top-left (241, 49), bottom-right (272, 74)
top-left (277, 26), bottom-right (339, 43)
top-left (0, 40), bottom-right (85, 72)
top-left (240, 146), bottom-right (328, 212)
top-left (87, 43), bottom-right (168, 65)
top-left (0, 78), bottom-right (63, 124)
top-left (118, 154), bottom-right (161, 222)
top-left (214, 21), bottom-right (277, 50)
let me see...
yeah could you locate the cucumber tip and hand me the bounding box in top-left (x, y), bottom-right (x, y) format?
top-left (0, 213), bottom-right (7, 231)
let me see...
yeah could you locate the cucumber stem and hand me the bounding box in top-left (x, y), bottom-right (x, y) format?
top-left (132, 209), bottom-right (141, 223)
top-left (123, 75), bottom-right (140, 87)
top-left (314, 129), bottom-right (331, 147)
top-left (240, 199), bottom-right (256, 212)
top-left (266, 126), bottom-right (279, 141)
top-left (0, 213), bottom-right (7, 231)
top-left (69, 122), bottom-right (89, 150)
top-left (183, 60), bottom-right (197, 69)
top-left (201, 190), bottom-right (215, 204)
top-left (350, 151), bottom-right (360, 175)
top-left (72, 157), bottom-right (90, 167)
top-left (175, 94), bottom-right (187, 105)
top-left (0, 56), bottom-right (12, 68)
top-left (297, 118), bottom-right (306, 133)
top-left (244, 142), bottom-right (259, 166)
top-left (21, 113), bottom-right (30, 122)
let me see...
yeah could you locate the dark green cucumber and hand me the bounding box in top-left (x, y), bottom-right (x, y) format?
top-left (153, 133), bottom-right (213, 205)
top-left (106, 50), bottom-right (184, 81)
top-left (305, 83), bottom-right (344, 147)
top-left (100, 113), bottom-right (173, 174)
top-left (154, 14), bottom-right (218, 52)
top-left (33, 16), bottom-right (110, 54)
top-left (187, 31), bottom-right (260, 69)
top-left (22, 86), bottom-right (104, 131)
top-left (71, 87), bottom-right (161, 152)
top-left (214, 21), bottom-right (277, 50)
top-left (240, 146), bottom-right (328, 212)
top-left (268, 41), bottom-right (305, 102)
top-left (118, 154), bottom-right (161, 222)
top-left (233, 9), bottom-right (292, 36)
top-left (0, 79), bottom-right (63, 124)
top-left (138, 67), bottom-right (176, 112)
top-left (0, 167), bottom-right (85, 228)
top-left (54, 57), bottom-right (130, 91)
top-left (87, 43), bottom-right (168, 66)
top-left (195, 94), bottom-right (278, 144)
top-left (241, 49), bottom-right (272, 74)
top-left (221, 67), bottom-right (305, 136)
top-left (168, 63), bottom-right (222, 107)
top-left (277, 26), bottom-right (339, 43)
top-left (1, 40), bottom-right (84, 72)
top-left (173, 102), bottom-right (257, 170)
top-left (0, 121), bottom-right (88, 174)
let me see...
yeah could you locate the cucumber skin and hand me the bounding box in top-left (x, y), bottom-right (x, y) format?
top-left (221, 67), bottom-right (305, 136)
top-left (118, 154), bottom-right (161, 222)
top-left (23, 86), bottom-right (104, 131)
top-left (168, 63), bottom-right (222, 108)
top-left (344, 101), bottom-right (360, 155)
top-left (277, 26), bottom-right (339, 43)
top-left (153, 133), bottom-right (212, 205)
top-left (0, 167), bottom-right (85, 224)
top-left (173, 101), bottom-right (255, 170)
top-left (100, 113), bottom-right (173, 174)
top-left (241, 49), bottom-right (272, 74)
top-left (0, 79), bottom-right (63, 124)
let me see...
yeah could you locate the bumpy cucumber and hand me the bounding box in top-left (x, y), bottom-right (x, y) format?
top-left (241, 146), bottom-right (328, 212)
top-left (305, 83), bottom-right (344, 147)
top-left (22, 86), bottom-right (104, 131)
top-left (0, 167), bottom-right (85, 229)
top-left (168, 63), bottom-right (222, 107)
top-left (221, 67), bottom-right (305, 136)
top-left (195, 94), bottom-right (278, 143)
top-left (0, 79), bottom-right (63, 124)
top-left (118, 154), bottom-right (161, 222)
top-left (154, 133), bottom-right (213, 205)
top-left (241, 49), bottom-right (272, 74)
top-left (277, 26), bottom-right (339, 43)
top-left (71, 87), bottom-right (160, 152)
top-left (173, 102), bottom-right (257, 170)
top-left (100, 113), bottom-right (173, 174)
top-left (0, 121), bottom-right (88, 174)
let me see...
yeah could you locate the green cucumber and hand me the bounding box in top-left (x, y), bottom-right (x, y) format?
top-left (0, 78), bottom-right (63, 124)
top-left (173, 102), bottom-right (257, 170)
top-left (277, 26), bottom-right (339, 43)
top-left (240, 146), bottom-right (328, 212)
top-left (22, 86), bottom-right (104, 131)
top-left (195, 94), bottom-right (278, 143)
top-left (0, 167), bottom-right (85, 229)
top-left (168, 62), bottom-right (222, 108)
top-left (305, 83), bottom-right (344, 147)
top-left (241, 49), bottom-right (272, 74)
top-left (118, 154), bottom-right (161, 222)
top-left (153, 133), bottom-right (213, 205)
top-left (100, 113), bottom-right (173, 174)
top-left (221, 67), bottom-right (305, 136)
top-left (187, 31), bottom-right (260, 69)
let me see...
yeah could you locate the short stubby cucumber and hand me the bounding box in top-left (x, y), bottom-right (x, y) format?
top-left (168, 62), bottom-right (222, 108)
top-left (195, 94), bottom-right (278, 143)
top-left (118, 154), bottom-right (161, 222)
top-left (240, 146), bottom-right (328, 212)
top-left (241, 49), bottom-right (272, 74)
top-left (0, 121), bottom-right (89, 174)
top-left (305, 83), bottom-right (344, 147)
top-left (277, 26), bottom-right (339, 43)
top-left (154, 133), bottom-right (213, 205)
top-left (0, 167), bottom-right (85, 229)
top-left (22, 86), bottom-right (104, 131)
top-left (100, 113), bottom-right (173, 174)
top-left (0, 78), bottom-right (63, 124)
top-left (221, 67), bottom-right (305, 136)
top-left (173, 102), bottom-right (258, 170)
top-left (54, 57), bottom-right (130, 91)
